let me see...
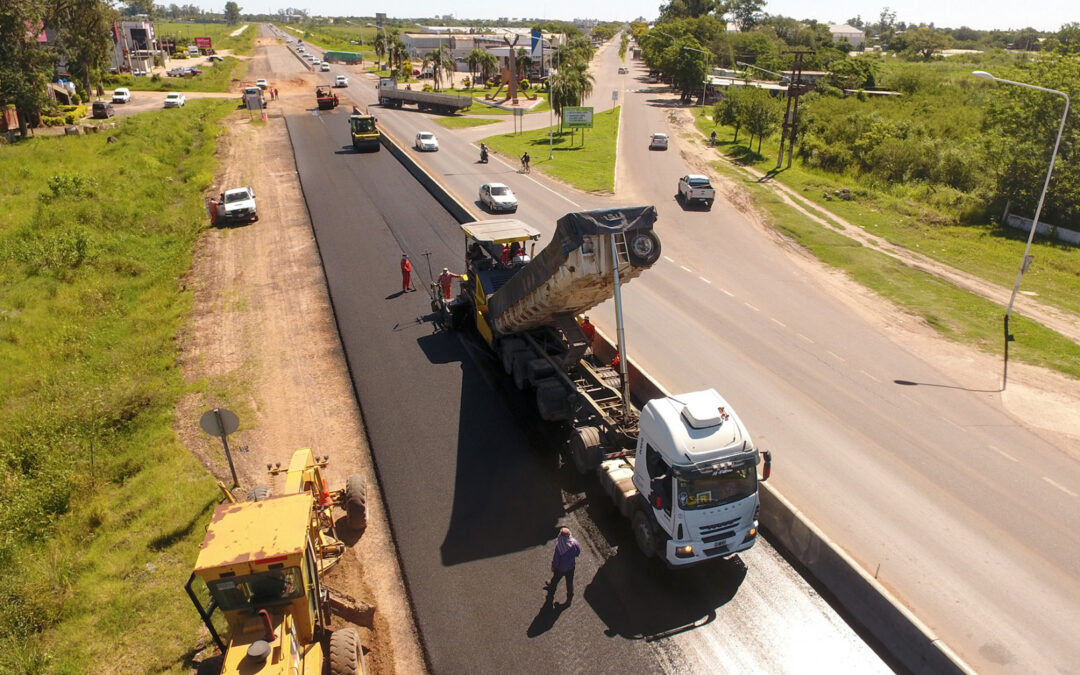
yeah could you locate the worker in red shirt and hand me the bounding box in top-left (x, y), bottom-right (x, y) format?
top-left (610, 351), bottom-right (620, 369)
top-left (437, 267), bottom-right (461, 300)
top-left (580, 315), bottom-right (596, 342)
top-left (400, 254), bottom-right (414, 292)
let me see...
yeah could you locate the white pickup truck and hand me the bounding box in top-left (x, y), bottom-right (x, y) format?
top-left (678, 174), bottom-right (715, 209)
top-left (221, 187), bottom-right (258, 223)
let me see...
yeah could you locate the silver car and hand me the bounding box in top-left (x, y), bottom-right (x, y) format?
top-left (649, 132), bottom-right (668, 150)
top-left (479, 183), bottom-right (517, 213)
top-left (415, 131), bottom-right (439, 152)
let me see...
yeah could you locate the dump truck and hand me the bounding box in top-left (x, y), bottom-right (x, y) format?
top-left (376, 77), bottom-right (472, 114)
top-left (186, 448), bottom-right (369, 674)
top-left (348, 107), bottom-right (381, 152)
top-left (322, 50), bottom-right (363, 64)
top-left (316, 85), bottom-right (339, 110)
top-left (440, 207), bottom-right (771, 567)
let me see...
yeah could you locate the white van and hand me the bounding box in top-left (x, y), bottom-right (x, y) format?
top-left (188, 45), bottom-right (200, 57)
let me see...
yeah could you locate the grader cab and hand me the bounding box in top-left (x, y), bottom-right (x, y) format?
top-left (186, 448), bottom-right (368, 674)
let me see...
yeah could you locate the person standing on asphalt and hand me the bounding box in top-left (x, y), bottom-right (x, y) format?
top-left (400, 254), bottom-right (414, 293)
top-left (437, 267), bottom-right (461, 300)
top-left (544, 527), bottom-right (581, 604)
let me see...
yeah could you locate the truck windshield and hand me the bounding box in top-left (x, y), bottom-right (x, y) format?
top-left (677, 467), bottom-right (756, 510)
top-left (224, 192), bottom-right (248, 203)
top-left (207, 567), bottom-right (304, 610)
top-left (351, 118), bottom-right (376, 133)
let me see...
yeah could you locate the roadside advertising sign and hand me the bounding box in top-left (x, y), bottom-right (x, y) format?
top-left (195, 37), bottom-right (212, 49)
top-left (563, 106), bottom-right (593, 128)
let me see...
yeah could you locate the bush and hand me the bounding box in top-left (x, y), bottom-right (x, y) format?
top-left (519, 79), bottom-right (530, 90)
top-left (485, 79), bottom-right (494, 88)
top-left (422, 84), bottom-right (433, 92)
top-left (42, 116), bottom-right (67, 127)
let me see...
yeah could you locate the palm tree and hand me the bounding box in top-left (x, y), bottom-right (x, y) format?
top-left (467, 47), bottom-right (486, 91)
top-left (515, 47), bottom-right (532, 82)
top-left (478, 51), bottom-right (498, 86)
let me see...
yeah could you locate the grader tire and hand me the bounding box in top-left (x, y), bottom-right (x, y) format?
top-left (345, 474), bottom-right (367, 532)
top-left (329, 627), bottom-right (363, 675)
top-left (247, 485), bottom-right (272, 502)
top-left (570, 426), bottom-right (603, 475)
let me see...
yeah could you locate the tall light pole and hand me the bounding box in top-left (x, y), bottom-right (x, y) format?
top-left (682, 45), bottom-right (711, 108)
top-left (972, 70), bottom-right (1070, 389)
top-left (548, 40), bottom-right (558, 159)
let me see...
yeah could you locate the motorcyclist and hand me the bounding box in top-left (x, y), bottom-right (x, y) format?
top-left (480, 143), bottom-right (489, 162)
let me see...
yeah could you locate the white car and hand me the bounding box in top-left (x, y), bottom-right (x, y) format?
top-left (312, 59), bottom-right (321, 66)
top-left (163, 92), bottom-right (186, 108)
top-left (479, 183), bottom-right (517, 213)
top-left (618, 67), bottom-right (628, 74)
top-left (334, 75), bottom-right (349, 87)
top-left (111, 87), bottom-right (131, 103)
top-left (415, 131), bottom-right (439, 152)
top-left (297, 45), bottom-right (305, 52)
top-left (221, 187), bottom-right (258, 223)
top-left (649, 132), bottom-right (668, 150)
top-left (256, 78), bottom-right (269, 90)
top-left (320, 62), bottom-right (330, 72)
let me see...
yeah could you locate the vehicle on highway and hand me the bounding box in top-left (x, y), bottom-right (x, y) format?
top-left (479, 183), bottom-right (518, 213)
top-left (256, 78), bottom-right (269, 90)
top-left (316, 85), bottom-right (339, 110)
top-left (677, 174), bottom-right (715, 209)
top-left (91, 101), bottom-right (115, 119)
top-left (163, 92), bottom-right (186, 108)
top-left (312, 58), bottom-right (321, 66)
top-left (349, 109), bottom-right (381, 152)
top-left (208, 54), bottom-right (224, 62)
top-left (649, 133), bottom-right (668, 150)
top-left (334, 75), bottom-right (349, 88)
top-left (242, 86), bottom-right (266, 108)
top-left (220, 186), bottom-right (258, 223)
top-left (414, 131), bottom-right (439, 152)
top-left (297, 45), bottom-right (304, 52)
top-left (618, 66), bottom-right (628, 74)
top-left (320, 62), bottom-right (331, 72)
top-left (648, 72), bottom-right (659, 83)
top-left (439, 209), bottom-right (769, 567)
top-left (377, 77), bottom-right (472, 114)
top-left (111, 87), bottom-right (130, 103)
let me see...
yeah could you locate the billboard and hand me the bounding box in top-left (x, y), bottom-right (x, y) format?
top-left (195, 37), bottom-right (212, 48)
top-left (563, 106), bottom-right (593, 128)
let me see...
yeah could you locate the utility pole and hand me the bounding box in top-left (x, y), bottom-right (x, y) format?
top-left (777, 50), bottom-right (812, 170)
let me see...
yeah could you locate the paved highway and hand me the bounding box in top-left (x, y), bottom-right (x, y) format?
top-left (291, 34), bottom-right (1080, 673)
top-left (264, 36), bottom-right (890, 673)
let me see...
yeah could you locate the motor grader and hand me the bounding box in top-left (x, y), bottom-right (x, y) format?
top-left (186, 448), bottom-right (369, 674)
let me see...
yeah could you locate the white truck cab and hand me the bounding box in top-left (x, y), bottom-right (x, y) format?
top-left (599, 389), bottom-right (769, 567)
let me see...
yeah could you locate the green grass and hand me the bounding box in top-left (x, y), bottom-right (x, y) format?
top-left (466, 92), bottom-right (550, 115)
top-left (155, 21), bottom-right (258, 55)
top-left (435, 117), bottom-right (500, 130)
top-left (482, 106), bottom-right (620, 193)
top-left (104, 56), bottom-right (248, 93)
top-left (0, 99), bottom-right (238, 673)
top-left (686, 112), bottom-right (1080, 380)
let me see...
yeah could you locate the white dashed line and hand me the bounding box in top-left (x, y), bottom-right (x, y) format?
top-left (699, 276), bottom-right (711, 284)
top-left (744, 302), bottom-right (760, 312)
top-left (899, 393), bottom-right (920, 407)
top-left (988, 445), bottom-right (1017, 462)
top-left (720, 288), bottom-right (734, 297)
top-left (1042, 476), bottom-right (1078, 497)
top-left (663, 256), bottom-right (675, 263)
top-left (860, 370), bottom-right (880, 383)
top-left (771, 317), bottom-right (786, 328)
top-left (941, 416), bottom-right (964, 431)
top-left (680, 265), bottom-right (693, 273)
top-left (797, 333), bottom-right (813, 343)
top-left (827, 350), bottom-right (844, 361)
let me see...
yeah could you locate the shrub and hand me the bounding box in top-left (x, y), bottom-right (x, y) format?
top-left (485, 79), bottom-right (494, 88)
top-left (422, 84), bottom-right (433, 92)
top-left (519, 79), bottom-right (530, 90)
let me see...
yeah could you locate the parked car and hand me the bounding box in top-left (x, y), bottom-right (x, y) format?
top-left (208, 54), bottom-right (224, 62)
top-left (320, 62), bottom-right (330, 72)
top-left (220, 186), bottom-right (258, 223)
top-left (415, 131), bottom-right (439, 152)
top-left (479, 183), bottom-right (517, 213)
top-left (91, 101), bottom-right (115, 119)
top-left (163, 92), bottom-right (186, 108)
top-left (334, 75), bottom-right (349, 87)
top-left (649, 132), bottom-right (668, 150)
top-left (648, 73), bottom-right (659, 83)
top-left (618, 67), bottom-right (628, 74)
top-left (241, 86), bottom-right (266, 108)
top-left (256, 78), bottom-right (269, 90)
top-left (111, 87), bottom-right (131, 103)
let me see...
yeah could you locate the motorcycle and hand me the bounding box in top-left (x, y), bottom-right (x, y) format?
top-left (479, 147), bottom-right (489, 163)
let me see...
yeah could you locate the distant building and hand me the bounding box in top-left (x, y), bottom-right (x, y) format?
top-left (829, 24), bottom-right (865, 48)
top-left (110, 20), bottom-right (161, 75)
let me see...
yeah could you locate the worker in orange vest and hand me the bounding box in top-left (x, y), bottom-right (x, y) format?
top-left (400, 254), bottom-right (414, 292)
top-left (437, 267), bottom-right (461, 300)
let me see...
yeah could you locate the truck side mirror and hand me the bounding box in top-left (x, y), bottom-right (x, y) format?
top-left (761, 450), bottom-right (772, 482)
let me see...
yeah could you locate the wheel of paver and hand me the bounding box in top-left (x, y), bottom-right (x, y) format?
top-left (535, 379), bottom-right (571, 421)
top-left (632, 508), bottom-right (658, 559)
top-left (627, 230), bottom-right (662, 267)
top-left (344, 474), bottom-right (367, 532)
top-left (500, 338), bottom-right (527, 374)
top-left (247, 485), bottom-right (272, 502)
top-left (570, 426), bottom-right (603, 475)
top-left (329, 626), bottom-right (363, 675)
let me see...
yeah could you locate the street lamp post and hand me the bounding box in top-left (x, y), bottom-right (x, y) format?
top-left (682, 45), bottom-right (711, 108)
top-left (972, 70), bottom-right (1070, 389)
top-left (548, 41), bottom-right (558, 160)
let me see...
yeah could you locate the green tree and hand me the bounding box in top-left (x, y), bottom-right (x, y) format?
top-left (515, 47), bottom-right (532, 81)
top-left (898, 27), bottom-right (950, 60)
top-left (0, 0), bottom-right (54, 137)
top-left (466, 47), bottom-right (486, 88)
top-left (728, 0), bottom-right (765, 32)
top-left (712, 88), bottom-right (743, 141)
top-left (738, 87), bottom-right (781, 152)
top-left (661, 37), bottom-right (708, 103)
top-left (51, 0), bottom-right (117, 96)
top-left (1052, 23), bottom-right (1080, 54)
top-left (223, 1), bottom-right (240, 25)
top-left (826, 55), bottom-right (881, 90)
top-left (658, 0), bottom-right (722, 22)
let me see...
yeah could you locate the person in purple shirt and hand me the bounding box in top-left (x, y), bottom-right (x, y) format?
top-left (544, 527), bottom-right (581, 604)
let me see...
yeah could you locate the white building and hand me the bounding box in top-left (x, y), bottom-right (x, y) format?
top-left (829, 24), bottom-right (865, 48)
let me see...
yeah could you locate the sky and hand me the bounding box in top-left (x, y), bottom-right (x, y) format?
top-left (228, 1), bottom-right (1075, 32)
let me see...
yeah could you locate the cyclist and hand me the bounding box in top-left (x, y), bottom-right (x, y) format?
top-left (521, 151), bottom-right (531, 173)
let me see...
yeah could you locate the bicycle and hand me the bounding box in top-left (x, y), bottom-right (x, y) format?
top-left (520, 155), bottom-right (531, 173)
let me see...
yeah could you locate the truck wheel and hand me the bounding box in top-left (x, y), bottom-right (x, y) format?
top-left (627, 231), bottom-right (662, 267)
top-left (329, 627), bottom-right (363, 675)
top-left (345, 474), bottom-right (367, 532)
top-left (705, 199), bottom-right (714, 209)
top-left (247, 485), bottom-right (272, 501)
top-left (535, 379), bottom-right (572, 421)
top-left (632, 508), bottom-right (658, 559)
top-left (500, 338), bottom-right (527, 374)
top-left (570, 426), bottom-right (603, 474)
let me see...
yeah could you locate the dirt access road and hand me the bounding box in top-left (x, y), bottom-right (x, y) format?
top-left (175, 58), bottom-right (425, 674)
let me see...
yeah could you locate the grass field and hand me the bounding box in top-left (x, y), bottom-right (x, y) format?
top-left (435, 117), bottom-right (500, 130)
top-left (0, 99), bottom-right (236, 673)
top-left (104, 56), bottom-right (248, 93)
top-left (688, 110), bottom-right (1080, 380)
top-left (155, 21), bottom-right (257, 55)
top-left (481, 107), bottom-right (620, 193)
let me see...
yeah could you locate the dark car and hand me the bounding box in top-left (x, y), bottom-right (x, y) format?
top-left (91, 101), bottom-right (115, 119)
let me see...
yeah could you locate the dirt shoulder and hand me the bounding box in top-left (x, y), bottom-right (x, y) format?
top-left (175, 93), bottom-right (425, 673)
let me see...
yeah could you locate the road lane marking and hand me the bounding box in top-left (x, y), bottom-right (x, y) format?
top-left (771, 317), bottom-right (786, 328)
top-left (1042, 476), bottom-right (1078, 497)
top-left (797, 333), bottom-right (813, 343)
top-left (988, 444), bottom-right (1017, 462)
top-left (663, 255), bottom-right (674, 263)
top-left (680, 265), bottom-right (693, 273)
top-left (699, 276), bottom-right (711, 284)
top-left (860, 369), bottom-right (880, 383)
top-left (827, 350), bottom-right (844, 361)
top-left (941, 416), bottom-right (964, 431)
top-left (720, 288), bottom-right (734, 297)
top-left (899, 393), bottom-right (920, 407)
